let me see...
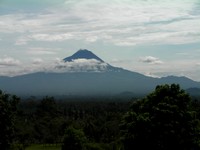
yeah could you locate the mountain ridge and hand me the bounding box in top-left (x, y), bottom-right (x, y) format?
top-left (0, 49), bottom-right (199, 97)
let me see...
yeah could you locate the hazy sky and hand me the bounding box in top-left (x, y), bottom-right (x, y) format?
top-left (0, 0), bottom-right (200, 81)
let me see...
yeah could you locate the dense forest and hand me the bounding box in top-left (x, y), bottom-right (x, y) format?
top-left (1, 84), bottom-right (200, 150)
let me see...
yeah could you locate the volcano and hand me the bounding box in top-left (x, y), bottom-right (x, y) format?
top-left (59, 49), bottom-right (121, 72)
top-left (0, 49), bottom-right (200, 97)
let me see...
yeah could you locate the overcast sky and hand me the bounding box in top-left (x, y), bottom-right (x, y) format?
top-left (0, 0), bottom-right (200, 81)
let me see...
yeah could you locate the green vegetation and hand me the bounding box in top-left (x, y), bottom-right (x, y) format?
top-left (25, 144), bottom-right (61, 150)
top-left (121, 84), bottom-right (200, 149)
top-left (62, 127), bottom-right (87, 150)
top-left (13, 97), bottom-right (128, 150)
top-left (0, 90), bottom-right (20, 150)
top-left (1, 84), bottom-right (200, 149)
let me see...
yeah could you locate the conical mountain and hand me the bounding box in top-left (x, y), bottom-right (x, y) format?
top-left (63, 49), bottom-right (104, 62)
top-left (59, 49), bottom-right (109, 72)
top-left (0, 49), bottom-right (200, 97)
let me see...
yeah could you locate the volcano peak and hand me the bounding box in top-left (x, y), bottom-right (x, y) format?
top-left (63, 49), bottom-right (104, 62)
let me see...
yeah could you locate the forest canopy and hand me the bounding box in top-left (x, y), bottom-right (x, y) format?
top-left (0, 84), bottom-right (200, 150)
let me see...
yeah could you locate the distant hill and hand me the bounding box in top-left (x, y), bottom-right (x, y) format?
top-left (186, 88), bottom-right (200, 97)
top-left (0, 49), bottom-right (200, 97)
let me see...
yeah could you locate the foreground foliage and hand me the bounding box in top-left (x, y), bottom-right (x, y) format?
top-left (62, 127), bottom-right (87, 150)
top-left (121, 84), bottom-right (200, 150)
top-left (0, 90), bottom-right (19, 150)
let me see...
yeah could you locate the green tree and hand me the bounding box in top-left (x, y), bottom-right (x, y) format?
top-left (36, 96), bottom-right (58, 117)
top-left (121, 84), bottom-right (200, 150)
top-left (62, 127), bottom-right (87, 150)
top-left (0, 90), bottom-right (20, 149)
top-left (34, 96), bottom-right (64, 144)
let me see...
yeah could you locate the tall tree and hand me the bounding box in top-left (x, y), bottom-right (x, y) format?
top-left (62, 127), bottom-right (87, 150)
top-left (36, 96), bottom-right (58, 117)
top-left (0, 90), bottom-right (20, 149)
top-left (121, 84), bottom-right (200, 150)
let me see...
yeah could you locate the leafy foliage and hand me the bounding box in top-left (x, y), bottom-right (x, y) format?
top-left (0, 90), bottom-right (20, 150)
top-left (121, 84), bottom-right (200, 150)
top-left (62, 127), bottom-right (87, 150)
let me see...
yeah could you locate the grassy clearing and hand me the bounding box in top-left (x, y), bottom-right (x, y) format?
top-left (25, 144), bottom-right (61, 150)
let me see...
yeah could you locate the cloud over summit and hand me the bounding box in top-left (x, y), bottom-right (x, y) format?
top-left (54, 58), bottom-right (108, 72)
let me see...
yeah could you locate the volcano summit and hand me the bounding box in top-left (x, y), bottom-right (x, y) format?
top-left (63, 49), bottom-right (104, 63)
top-left (55, 49), bottom-right (121, 73)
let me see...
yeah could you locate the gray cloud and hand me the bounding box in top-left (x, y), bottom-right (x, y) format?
top-left (139, 56), bottom-right (163, 64)
top-left (1, 0), bottom-right (199, 46)
top-left (0, 57), bottom-right (21, 67)
top-left (196, 63), bottom-right (200, 66)
top-left (32, 58), bottom-right (43, 65)
top-left (27, 47), bottom-right (60, 55)
top-left (53, 58), bottom-right (108, 72)
top-left (15, 37), bottom-right (28, 45)
top-left (31, 33), bottom-right (74, 42)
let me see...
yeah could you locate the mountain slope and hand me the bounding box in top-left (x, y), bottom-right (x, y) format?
top-left (186, 88), bottom-right (200, 96)
top-left (0, 49), bottom-right (200, 97)
top-left (158, 76), bottom-right (200, 89)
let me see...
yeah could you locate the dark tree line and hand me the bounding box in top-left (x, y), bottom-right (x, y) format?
top-left (0, 90), bottom-right (20, 150)
top-left (1, 84), bottom-right (200, 150)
